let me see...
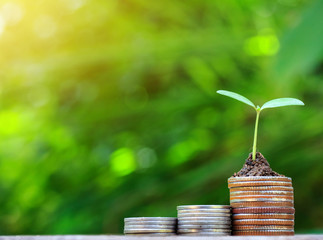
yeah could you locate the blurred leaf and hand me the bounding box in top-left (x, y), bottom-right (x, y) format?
top-left (274, 0), bottom-right (323, 78)
top-left (184, 57), bottom-right (217, 96)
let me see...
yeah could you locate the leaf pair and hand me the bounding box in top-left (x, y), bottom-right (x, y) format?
top-left (217, 89), bottom-right (304, 160)
top-left (216, 90), bottom-right (304, 111)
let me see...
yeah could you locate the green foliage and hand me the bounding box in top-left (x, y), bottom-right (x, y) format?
top-left (274, 0), bottom-right (323, 79)
top-left (217, 90), bottom-right (304, 160)
top-left (0, 0), bottom-right (322, 236)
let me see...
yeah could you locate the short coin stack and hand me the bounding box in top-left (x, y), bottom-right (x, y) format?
top-left (228, 176), bottom-right (295, 236)
top-left (177, 205), bottom-right (232, 236)
top-left (124, 217), bottom-right (177, 236)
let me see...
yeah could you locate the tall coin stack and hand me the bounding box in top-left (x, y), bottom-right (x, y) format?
top-left (177, 205), bottom-right (232, 236)
top-left (124, 217), bottom-right (177, 236)
top-left (228, 176), bottom-right (295, 236)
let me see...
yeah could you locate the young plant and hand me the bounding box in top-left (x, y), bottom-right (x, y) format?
top-left (217, 90), bottom-right (304, 160)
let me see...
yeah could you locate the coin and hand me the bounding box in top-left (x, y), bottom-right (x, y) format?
top-left (233, 230), bottom-right (294, 236)
top-left (230, 198), bottom-right (294, 203)
top-left (231, 201), bottom-right (294, 208)
top-left (178, 209), bottom-right (231, 214)
top-left (230, 186), bottom-right (293, 192)
top-left (124, 229), bottom-right (175, 233)
top-left (232, 213), bottom-right (294, 220)
top-left (178, 217), bottom-right (231, 221)
top-left (124, 220), bottom-right (176, 225)
top-left (178, 213), bottom-right (231, 217)
top-left (124, 229), bottom-right (175, 234)
top-left (233, 219), bottom-right (294, 226)
top-left (232, 207), bottom-right (295, 214)
top-left (233, 225), bottom-right (294, 230)
top-left (230, 193), bottom-right (293, 198)
top-left (125, 233), bottom-right (176, 236)
top-left (228, 181), bottom-right (293, 188)
top-left (124, 217), bottom-right (176, 222)
top-left (230, 195), bottom-right (294, 200)
top-left (178, 220), bottom-right (232, 225)
top-left (125, 224), bottom-right (176, 229)
top-left (179, 232), bottom-right (231, 236)
top-left (228, 177), bottom-right (292, 183)
top-left (178, 229), bottom-right (231, 233)
top-left (124, 216), bottom-right (177, 235)
top-left (177, 205), bottom-right (231, 210)
top-left (178, 224), bottom-right (231, 229)
top-left (230, 191), bottom-right (294, 196)
top-left (124, 227), bottom-right (175, 232)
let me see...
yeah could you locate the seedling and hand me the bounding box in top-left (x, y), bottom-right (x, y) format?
top-left (217, 90), bottom-right (304, 160)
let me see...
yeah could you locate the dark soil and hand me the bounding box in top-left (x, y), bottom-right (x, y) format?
top-left (232, 152), bottom-right (284, 177)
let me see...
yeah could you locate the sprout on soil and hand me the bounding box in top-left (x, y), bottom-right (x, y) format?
top-left (217, 90), bottom-right (304, 160)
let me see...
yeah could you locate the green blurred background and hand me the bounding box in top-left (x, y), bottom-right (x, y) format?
top-left (0, 0), bottom-right (322, 235)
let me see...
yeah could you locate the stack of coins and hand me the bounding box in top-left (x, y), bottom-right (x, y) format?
top-left (124, 217), bottom-right (177, 236)
top-left (177, 205), bottom-right (232, 236)
top-left (228, 176), bottom-right (295, 236)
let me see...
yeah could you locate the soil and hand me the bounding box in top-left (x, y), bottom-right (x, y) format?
top-left (232, 152), bottom-right (284, 177)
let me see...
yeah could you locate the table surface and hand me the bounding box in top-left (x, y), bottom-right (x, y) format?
top-left (0, 235), bottom-right (322, 240)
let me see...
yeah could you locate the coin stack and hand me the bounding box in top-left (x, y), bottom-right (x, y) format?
top-left (124, 217), bottom-right (177, 236)
top-left (228, 176), bottom-right (295, 236)
top-left (177, 205), bottom-right (232, 236)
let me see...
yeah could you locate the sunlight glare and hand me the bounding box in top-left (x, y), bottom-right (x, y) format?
top-left (1, 2), bottom-right (24, 26)
top-left (33, 15), bottom-right (57, 39)
top-left (0, 14), bottom-right (5, 36)
top-left (65, 0), bottom-right (87, 11)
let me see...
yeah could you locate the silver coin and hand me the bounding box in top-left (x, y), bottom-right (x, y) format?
top-left (178, 229), bottom-right (231, 233)
top-left (178, 209), bottom-right (231, 214)
top-left (177, 205), bottom-right (231, 210)
top-left (124, 221), bottom-right (176, 225)
top-left (178, 231), bottom-right (232, 235)
top-left (179, 232), bottom-right (231, 235)
top-left (124, 229), bottom-right (175, 233)
top-left (178, 231), bottom-right (231, 235)
top-left (124, 228), bottom-right (176, 232)
top-left (179, 220), bottom-right (231, 225)
top-left (178, 224), bottom-right (231, 229)
top-left (124, 217), bottom-right (176, 222)
top-left (125, 233), bottom-right (176, 236)
top-left (178, 216), bottom-right (231, 221)
top-left (178, 232), bottom-right (231, 236)
top-left (125, 222), bottom-right (176, 226)
top-left (178, 213), bottom-right (231, 217)
top-left (124, 220), bottom-right (176, 225)
top-left (125, 225), bottom-right (176, 229)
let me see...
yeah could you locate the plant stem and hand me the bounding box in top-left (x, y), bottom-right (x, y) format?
top-left (252, 110), bottom-right (260, 160)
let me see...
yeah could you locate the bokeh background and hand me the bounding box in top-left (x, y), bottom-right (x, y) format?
top-left (0, 0), bottom-right (322, 235)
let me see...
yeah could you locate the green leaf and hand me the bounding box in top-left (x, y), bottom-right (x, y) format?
top-left (274, 0), bottom-right (323, 79)
top-left (216, 90), bottom-right (255, 108)
top-left (261, 98), bottom-right (304, 110)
